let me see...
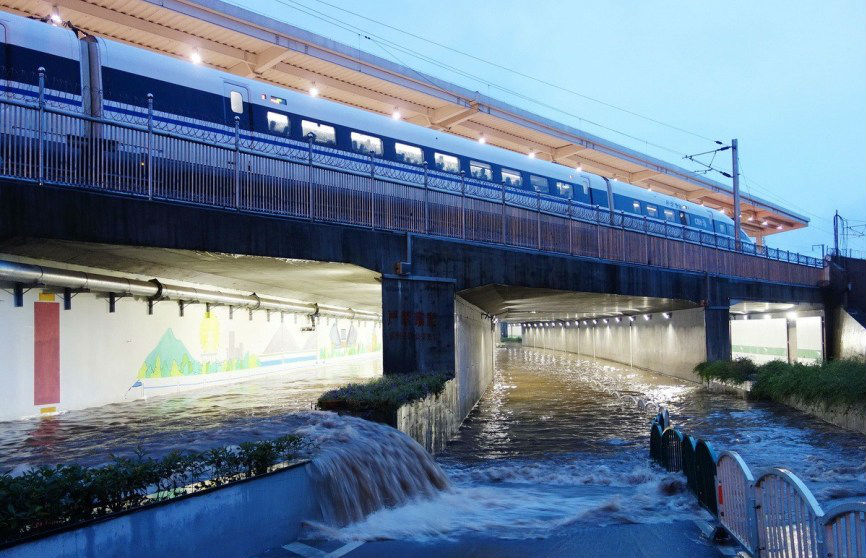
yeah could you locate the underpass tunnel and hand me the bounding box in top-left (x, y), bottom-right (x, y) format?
top-left (0, 238), bottom-right (384, 421)
top-left (458, 284), bottom-right (705, 381)
top-left (729, 300), bottom-right (825, 364)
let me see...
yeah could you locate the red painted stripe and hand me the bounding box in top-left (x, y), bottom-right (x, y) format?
top-left (34, 302), bottom-right (60, 405)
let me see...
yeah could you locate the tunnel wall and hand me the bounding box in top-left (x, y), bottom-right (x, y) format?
top-left (394, 296), bottom-right (494, 453)
top-left (0, 285), bottom-right (382, 420)
top-left (522, 307), bottom-right (707, 381)
top-left (834, 308), bottom-right (866, 360)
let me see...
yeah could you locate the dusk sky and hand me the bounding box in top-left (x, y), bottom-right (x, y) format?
top-left (234, 0), bottom-right (865, 256)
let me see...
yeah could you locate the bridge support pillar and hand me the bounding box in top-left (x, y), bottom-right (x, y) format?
top-left (704, 304), bottom-right (732, 362)
top-left (381, 275), bottom-right (456, 375)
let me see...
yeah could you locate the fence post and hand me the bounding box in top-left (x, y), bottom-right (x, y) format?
top-left (594, 205), bottom-right (601, 257)
top-left (369, 153), bottom-right (375, 229)
top-left (501, 182), bottom-right (507, 244)
top-left (644, 215), bottom-right (648, 263)
top-left (423, 161), bottom-right (429, 234)
top-left (536, 190), bottom-right (541, 250)
top-left (307, 133), bottom-right (314, 220)
top-left (146, 93), bottom-right (153, 200)
top-left (460, 170), bottom-right (466, 240)
top-left (567, 196), bottom-right (573, 254)
top-left (233, 116), bottom-right (240, 210)
top-left (37, 67), bottom-right (45, 186)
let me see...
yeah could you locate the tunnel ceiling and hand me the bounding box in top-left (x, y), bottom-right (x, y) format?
top-left (0, 238), bottom-right (381, 313)
top-left (459, 284), bottom-right (700, 322)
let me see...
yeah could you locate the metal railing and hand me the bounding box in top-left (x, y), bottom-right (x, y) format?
top-left (649, 410), bottom-right (866, 558)
top-left (0, 70), bottom-right (825, 285)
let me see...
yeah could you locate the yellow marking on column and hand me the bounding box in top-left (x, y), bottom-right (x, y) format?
top-left (40, 406), bottom-right (57, 414)
top-left (38, 292), bottom-right (56, 302)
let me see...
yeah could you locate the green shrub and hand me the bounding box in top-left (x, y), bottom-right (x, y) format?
top-left (694, 358), bottom-right (756, 384)
top-left (317, 372), bottom-right (451, 422)
top-left (751, 358), bottom-right (866, 407)
top-left (0, 434), bottom-right (301, 545)
top-left (695, 358), bottom-right (866, 408)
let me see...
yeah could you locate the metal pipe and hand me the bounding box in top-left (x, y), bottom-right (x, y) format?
top-left (0, 259), bottom-right (380, 320)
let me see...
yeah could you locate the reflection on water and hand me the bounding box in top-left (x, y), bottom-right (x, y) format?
top-left (440, 348), bottom-right (864, 503)
top-left (0, 358), bottom-right (381, 471)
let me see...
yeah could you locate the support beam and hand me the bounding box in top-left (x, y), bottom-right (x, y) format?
top-left (552, 144), bottom-right (588, 161)
top-left (630, 169), bottom-right (662, 184)
top-left (252, 45), bottom-right (291, 74)
top-left (381, 275), bottom-right (455, 375)
top-left (431, 104), bottom-right (478, 129)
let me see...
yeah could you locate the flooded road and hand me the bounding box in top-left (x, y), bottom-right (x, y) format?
top-left (0, 357), bottom-right (381, 471)
top-left (1, 345), bottom-right (862, 545)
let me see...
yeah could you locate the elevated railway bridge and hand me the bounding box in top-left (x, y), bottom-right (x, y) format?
top-left (0, 0), bottom-right (860, 423)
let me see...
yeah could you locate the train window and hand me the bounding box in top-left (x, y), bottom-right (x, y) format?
top-left (529, 175), bottom-right (549, 193)
top-left (230, 91), bottom-right (243, 114)
top-left (395, 143), bottom-right (424, 165)
top-left (266, 112), bottom-right (289, 135)
top-left (663, 209), bottom-right (676, 222)
top-left (691, 216), bottom-right (708, 229)
top-left (351, 132), bottom-right (383, 156)
top-left (646, 205), bottom-right (658, 218)
top-left (555, 181), bottom-right (572, 198)
top-left (301, 120), bottom-right (336, 145)
top-left (434, 152), bottom-right (460, 173)
top-left (470, 161), bottom-right (492, 180)
top-left (501, 169), bottom-right (523, 187)
top-left (631, 200), bottom-right (642, 214)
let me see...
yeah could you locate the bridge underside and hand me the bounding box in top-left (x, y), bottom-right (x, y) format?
top-left (0, 179), bottom-right (829, 383)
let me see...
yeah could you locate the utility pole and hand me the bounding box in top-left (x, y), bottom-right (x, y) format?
top-left (833, 210), bottom-right (840, 258)
top-left (731, 138), bottom-right (741, 251)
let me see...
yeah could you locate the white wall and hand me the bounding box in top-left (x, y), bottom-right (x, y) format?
top-left (521, 307), bottom-right (707, 380)
top-left (0, 288), bottom-right (381, 420)
top-left (731, 317), bottom-right (788, 364)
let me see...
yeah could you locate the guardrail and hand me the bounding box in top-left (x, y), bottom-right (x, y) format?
top-left (649, 410), bottom-right (865, 557)
top-left (0, 69), bottom-right (825, 286)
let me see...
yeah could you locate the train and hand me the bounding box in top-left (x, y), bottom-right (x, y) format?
top-left (0, 11), bottom-right (749, 242)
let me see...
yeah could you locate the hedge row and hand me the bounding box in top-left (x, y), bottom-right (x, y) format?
top-left (694, 358), bottom-right (866, 407)
top-left (317, 372), bottom-right (451, 422)
top-left (0, 434), bottom-right (301, 545)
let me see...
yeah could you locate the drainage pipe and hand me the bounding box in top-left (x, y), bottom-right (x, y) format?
top-left (0, 259), bottom-right (379, 320)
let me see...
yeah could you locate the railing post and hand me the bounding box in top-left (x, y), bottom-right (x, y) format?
top-left (460, 170), bottom-right (466, 240)
top-left (501, 182), bottom-right (506, 244)
top-left (307, 133), bottom-right (314, 220)
top-left (567, 196), bottom-right (573, 254)
top-left (423, 161), bottom-right (429, 234)
top-left (37, 67), bottom-right (45, 186)
top-left (233, 115), bottom-right (240, 210)
top-left (146, 93), bottom-right (153, 200)
top-left (369, 153), bottom-right (375, 229)
top-left (536, 190), bottom-right (542, 250)
top-left (644, 215), bottom-right (648, 263)
top-left (594, 204), bottom-right (601, 257)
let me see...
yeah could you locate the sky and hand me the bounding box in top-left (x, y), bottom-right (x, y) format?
top-left (232, 0), bottom-right (866, 256)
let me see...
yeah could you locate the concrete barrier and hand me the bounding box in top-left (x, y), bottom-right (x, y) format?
top-left (1, 461), bottom-right (317, 558)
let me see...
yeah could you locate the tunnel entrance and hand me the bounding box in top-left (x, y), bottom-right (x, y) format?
top-left (0, 239), bottom-right (384, 466)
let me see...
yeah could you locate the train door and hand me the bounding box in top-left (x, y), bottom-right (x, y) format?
top-left (222, 81), bottom-right (251, 130)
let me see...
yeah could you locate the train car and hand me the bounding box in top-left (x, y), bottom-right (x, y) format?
top-left (1, 12), bottom-right (749, 243)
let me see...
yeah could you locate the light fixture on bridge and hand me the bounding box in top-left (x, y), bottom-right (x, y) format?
top-left (575, 165), bottom-right (583, 173)
top-left (627, 316), bottom-right (635, 322)
top-left (478, 135), bottom-right (486, 144)
top-left (776, 225), bottom-right (783, 230)
top-left (615, 317), bottom-right (622, 323)
top-left (592, 319), bottom-right (598, 325)
top-left (392, 109), bottom-right (402, 120)
top-left (761, 220), bottom-right (769, 226)
top-left (602, 318), bottom-right (608, 325)
top-left (528, 151), bottom-right (536, 159)
top-left (309, 84), bottom-right (319, 97)
top-left (643, 314), bottom-right (651, 321)
top-left (786, 311), bottom-right (797, 320)
top-left (49, 10), bottom-right (62, 25)
top-left (190, 49), bottom-right (203, 64)
top-left (662, 312), bottom-right (671, 319)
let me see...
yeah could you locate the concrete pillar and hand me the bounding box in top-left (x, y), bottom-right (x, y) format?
top-left (704, 305), bottom-right (732, 362)
top-left (381, 275), bottom-right (455, 375)
top-left (786, 318), bottom-right (798, 363)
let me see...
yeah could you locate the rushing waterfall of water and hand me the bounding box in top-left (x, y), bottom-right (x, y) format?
top-left (295, 412), bottom-right (450, 526)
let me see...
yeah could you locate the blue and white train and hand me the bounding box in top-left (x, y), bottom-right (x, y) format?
top-left (0, 12), bottom-right (748, 241)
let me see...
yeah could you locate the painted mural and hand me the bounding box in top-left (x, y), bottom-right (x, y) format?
top-left (128, 313), bottom-right (380, 397)
top-left (0, 286), bottom-right (382, 419)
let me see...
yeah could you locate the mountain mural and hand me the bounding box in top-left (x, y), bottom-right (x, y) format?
top-left (137, 328), bottom-right (259, 379)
